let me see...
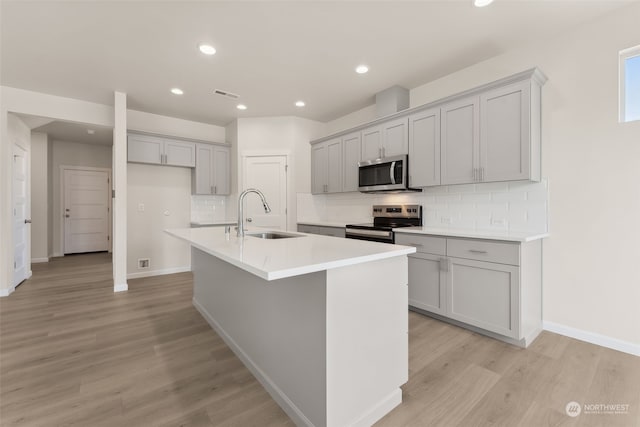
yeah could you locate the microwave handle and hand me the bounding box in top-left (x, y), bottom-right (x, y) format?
top-left (390, 161), bottom-right (396, 185)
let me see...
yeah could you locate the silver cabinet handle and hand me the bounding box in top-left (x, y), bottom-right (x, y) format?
top-left (469, 249), bottom-right (488, 254)
top-left (382, 147), bottom-right (385, 157)
top-left (214, 186), bottom-right (217, 194)
top-left (65, 214), bottom-right (70, 218)
top-left (473, 168), bottom-right (476, 181)
top-left (24, 219), bottom-right (32, 224)
top-left (480, 167), bottom-right (484, 182)
top-left (210, 186), bottom-right (213, 194)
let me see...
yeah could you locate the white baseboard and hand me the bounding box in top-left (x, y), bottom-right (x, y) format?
top-left (543, 321), bottom-right (640, 357)
top-left (0, 286), bottom-right (16, 297)
top-left (113, 283), bottom-right (128, 292)
top-left (193, 298), bottom-right (314, 427)
top-left (32, 257), bottom-right (49, 263)
top-left (52, 252), bottom-right (63, 258)
top-left (126, 266), bottom-right (191, 280)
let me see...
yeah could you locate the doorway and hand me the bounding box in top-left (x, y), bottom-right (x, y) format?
top-left (62, 167), bottom-right (111, 254)
top-left (242, 155), bottom-right (288, 231)
top-left (13, 144), bottom-right (29, 287)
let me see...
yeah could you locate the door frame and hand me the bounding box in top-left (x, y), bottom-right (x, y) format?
top-left (59, 165), bottom-right (112, 256)
top-left (12, 143), bottom-right (31, 287)
top-left (240, 150), bottom-right (290, 231)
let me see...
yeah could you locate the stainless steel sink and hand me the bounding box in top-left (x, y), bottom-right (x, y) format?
top-left (246, 232), bottom-right (304, 240)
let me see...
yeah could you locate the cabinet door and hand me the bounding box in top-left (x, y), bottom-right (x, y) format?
top-left (326, 138), bottom-right (343, 193)
top-left (408, 253), bottom-right (446, 315)
top-left (342, 132), bottom-right (361, 192)
top-left (446, 257), bottom-right (519, 338)
top-left (164, 139), bottom-right (196, 167)
top-left (440, 97), bottom-right (479, 185)
top-left (361, 126), bottom-right (382, 161)
top-left (193, 143), bottom-right (213, 195)
top-left (128, 134), bottom-right (163, 164)
top-left (408, 109), bottom-right (440, 187)
top-left (311, 143), bottom-right (327, 194)
top-left (480, 81), bottom-right (531, 182)
top-left (381, 117), bottom-right (409, 158)
top-left (213, 146), bottom-right (230, 195)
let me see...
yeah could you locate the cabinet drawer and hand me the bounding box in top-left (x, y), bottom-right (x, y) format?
top-left (447, 238), bottom-right (519, 266)
top-left (395, 233), bottom-right (446, 255)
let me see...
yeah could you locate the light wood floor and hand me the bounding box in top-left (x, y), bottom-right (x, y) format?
top-left (1, 253), bottom-right (638, 427)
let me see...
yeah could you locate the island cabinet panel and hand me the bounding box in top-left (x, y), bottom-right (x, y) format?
top-left (192, 143), bottom-right (230, 195)
top-left (446, 257), bottom-right (519, 339)
top-left (480, 81), bottom-right (531, 183)
top-left (440, 96), bottom-right (479, 185)
top-left (342, 132), bottom-right (361, 192)
top-left (408, 108), bottom-right (441, 187)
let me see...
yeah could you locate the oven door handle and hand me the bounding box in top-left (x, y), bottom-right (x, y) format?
top-left (389, 161), bottom-right (396, 185)
top-left (345, 228), bottom-right (392, 238)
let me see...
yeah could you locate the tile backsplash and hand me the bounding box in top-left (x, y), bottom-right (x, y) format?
top-left (297, 179), bottom-right (549, 233)
top-left (191, 195), bottom-right (229, 223)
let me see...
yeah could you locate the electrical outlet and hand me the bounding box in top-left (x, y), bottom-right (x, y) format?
top-left (440, 217), bottom-right (452, 224)
top-left (491, 218), bottom-right (506, 227)
top-left (138, 258), bottom-right (150, 269)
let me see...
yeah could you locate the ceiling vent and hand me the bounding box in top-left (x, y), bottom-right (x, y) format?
top-left (213, 89), bottom-right (240, 99)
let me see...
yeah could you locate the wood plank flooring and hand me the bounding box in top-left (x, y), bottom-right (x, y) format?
top-left (1, 253), bottom-right (638, 426)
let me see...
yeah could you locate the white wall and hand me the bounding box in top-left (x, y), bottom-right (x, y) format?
top-left (50, 140), bottom-right (113, 256)
top-left (30, 132), bottom-right (48, 261)
top-left (236, 116), bottom-right (324, 231)
top-left (126, 109), bottom-right (227, 277)
top-left (127, 163), bottom-right (191, 278)
top-left (312, 3), bottom-right (640, 350)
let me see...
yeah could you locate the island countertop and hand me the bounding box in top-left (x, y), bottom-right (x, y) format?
top-left (166, 227), bottom-right (415, 281)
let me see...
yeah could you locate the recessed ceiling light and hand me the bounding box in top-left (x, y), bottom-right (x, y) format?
top-left (355, 65), bottom-right (369, 74)
top-left (474, 0), bottom-right (494, 7)
top-left (171, 88), bottom-right (184, 95)
top-left (295, 101), bottom-right (305, 107)
top-left (87, 129), bottom-right (95, 135)
top-left (237, 104), bottom-right (247, 110)
top-left (198, 43), bottom-right (217, 55)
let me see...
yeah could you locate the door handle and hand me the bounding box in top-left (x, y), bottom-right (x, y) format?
top-left (247, 218), bottom-right (253, 222)
top-left (65, 214), bottom-right (70, 218)
top-left (389, 161), bottom-right (396, 185)
top-left (65, 208), bottom-right (70, 212)
top-left (24, 219), bottom-right (32, 224)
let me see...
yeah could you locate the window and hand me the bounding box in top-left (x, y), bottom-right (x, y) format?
top-left (620, 45), bottom-right (640, 123)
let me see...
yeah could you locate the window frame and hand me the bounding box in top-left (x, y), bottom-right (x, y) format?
top-left (619, 44), bottom-right (640, 123)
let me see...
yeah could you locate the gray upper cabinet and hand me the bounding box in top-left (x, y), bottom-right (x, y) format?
top-left (311, 138), bottom-right (342, 194)
top-left (128, 133), bottom-right (195, 167)
top-left (342, 132), bottom-right (361, 192)
top-left (408, 108), bottom-right (441, 187)
top-left (361, 118), bottom-right (409, 161)
top-left (310, 68), bottom-right (546, 189)
top-left (192, 143), bottom-right (230, 195)
top-left (440, 96), bottom-right (479, 185)
top-left (480, 81), bottom-right (532, 183)
top-left (381, 117), bottom-right (409, 158)
top-left (361, 125), bottom-right (382, 161)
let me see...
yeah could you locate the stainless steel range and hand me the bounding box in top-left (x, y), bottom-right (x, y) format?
top-left (345, 204), bottom-right (422, 244)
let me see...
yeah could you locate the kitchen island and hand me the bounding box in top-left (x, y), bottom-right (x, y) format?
top-left (166, 227), bottom-right (415, 427)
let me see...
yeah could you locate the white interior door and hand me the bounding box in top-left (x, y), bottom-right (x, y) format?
top-left (64, 169), bottom-right (110, 254)
top-left (13, 145), bottom-right (29, 286)
top-left (242, 156), bottom-right (287, 231)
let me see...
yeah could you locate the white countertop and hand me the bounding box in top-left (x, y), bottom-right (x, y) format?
top-left (394, 227), bottom-right (549, 243)
top-left (166, 227), bottom-right (415, 281)
top-left (190, 220), bottom-right (237, 227)
top-left (297, 220), bottom-right (353, 228)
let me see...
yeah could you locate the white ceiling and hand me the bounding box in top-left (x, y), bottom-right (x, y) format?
top-left (20, 114), bottom-right (114, 146)
top-left (1, 1), bottom-right (633, 127)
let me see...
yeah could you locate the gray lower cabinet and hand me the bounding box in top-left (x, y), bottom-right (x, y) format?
top-left (396, 232), bottom-right (542, 347)
top-left (297, 224), bottom-right (345, 238)
top-left (407, 253), bottom-right (446, 315)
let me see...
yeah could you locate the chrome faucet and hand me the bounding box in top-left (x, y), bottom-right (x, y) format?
top-left (237, 188), bottom-right (271, 237)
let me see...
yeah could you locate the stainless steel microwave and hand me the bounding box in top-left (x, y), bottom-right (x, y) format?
top-left (358, 155), bottom-right (417, 193)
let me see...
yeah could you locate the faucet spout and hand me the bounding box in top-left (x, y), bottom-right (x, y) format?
top-left (237, 188), bottom-right (271, 237)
